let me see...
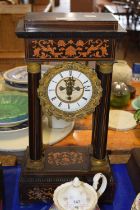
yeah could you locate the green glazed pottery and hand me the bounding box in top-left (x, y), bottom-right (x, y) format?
top-left (0, 91), bottom-right (28, 124)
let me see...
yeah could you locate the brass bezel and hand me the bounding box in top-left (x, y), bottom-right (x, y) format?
top-left (38, 62), bottom-right (102, 121)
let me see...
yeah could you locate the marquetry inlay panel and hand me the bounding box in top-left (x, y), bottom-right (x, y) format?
top-left (26, 38), bottom-right (114, 60)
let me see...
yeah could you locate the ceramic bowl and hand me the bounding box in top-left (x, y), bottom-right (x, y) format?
top-left (3, 64), bottom-right (54, 84)
top-left (132, 96), bottom-right (140, 110)
top-left (0, 91), bottom-right (28, 126)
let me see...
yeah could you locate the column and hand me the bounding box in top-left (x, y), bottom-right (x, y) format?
top-left (92, 61), bottom-right (113, 160)
top-left (27, 63), bottom-right (43, 169)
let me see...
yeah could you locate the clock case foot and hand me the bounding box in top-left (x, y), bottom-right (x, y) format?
top-left (19, 146), bottom-right (115, 204)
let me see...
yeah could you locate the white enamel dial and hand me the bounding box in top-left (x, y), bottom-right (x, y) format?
top-left (48, 70), bottom-right (93, 112)
top-left (38, 62), bottom-right (102, 121)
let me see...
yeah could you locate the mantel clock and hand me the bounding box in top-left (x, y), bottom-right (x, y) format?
top-left (16, 12), bottom-right (125, 203)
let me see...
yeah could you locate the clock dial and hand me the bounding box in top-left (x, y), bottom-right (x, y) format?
top-left (38, 62), bottom-right (102, 121)
top-left (47, 70), bottom-right (92, 112)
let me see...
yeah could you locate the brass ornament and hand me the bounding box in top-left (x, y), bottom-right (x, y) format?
top-left (27, 62), bottom-right (41, 74)
top-left (97, 61), bottom-right (113, 74)
top-left (26, 157), bottom-right (44, 170)
top-left (38, 62), bottom-right (102, 121)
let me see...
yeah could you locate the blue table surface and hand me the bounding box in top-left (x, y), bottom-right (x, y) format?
top-left (2, 164), bottom-right (136, 210)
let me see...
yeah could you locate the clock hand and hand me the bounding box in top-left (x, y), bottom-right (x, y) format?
top-left (59, 77), bottom-right (76, 92)
top-left (73, 86), bottom-right (83, 91)
top-left (59, 86), bottom-right (66, 91)
top-left (59, 86), bottom-right (78, 93)
top-left (59, 77), bottom-right (84, 100)
top-left (59, 84), bottom-right (73, 101)
top-left (59, 86), bottom-right (72, 100)
top-left (74, 85), bottom-right (91, 90)
top-left (64, 77), bottom-right (75, 99)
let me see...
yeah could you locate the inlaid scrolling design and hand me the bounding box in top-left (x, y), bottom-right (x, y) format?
top-left (31, 39), bottom-right (111, 59)
top-left (48, 151), bottom-right (83, 166)
top-left (28, 187), bottom-right (53, 200)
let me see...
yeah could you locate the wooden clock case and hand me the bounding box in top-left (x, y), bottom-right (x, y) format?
top-left (16, 12), bottom-right (125, 203)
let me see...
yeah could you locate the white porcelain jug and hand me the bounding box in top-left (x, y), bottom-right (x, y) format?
top-left (50, 173), bottom-right (107, 210)
top-left (131, 193), bottom-right (140, 210)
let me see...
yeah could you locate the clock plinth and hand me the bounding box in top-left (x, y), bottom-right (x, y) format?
top-left (16, 12), bottom-right (125, 204)
top-left (20, 146), bottom-right (115, 203)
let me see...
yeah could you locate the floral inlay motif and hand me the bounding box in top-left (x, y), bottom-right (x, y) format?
top-left (48, 151), bottom-right (83, 166)
top-left (28, 187), bottom-right (53, 200)
top-left (31, 39), bottom-right (111, 59)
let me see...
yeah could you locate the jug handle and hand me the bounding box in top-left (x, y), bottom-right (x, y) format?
top-left (92, 173), bottom-right (107, 198)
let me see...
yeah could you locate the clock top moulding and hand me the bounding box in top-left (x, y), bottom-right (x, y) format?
top-left (16, 12), bottom-right (125, 203)
top-left (16, 12), bottom-right (124, 62)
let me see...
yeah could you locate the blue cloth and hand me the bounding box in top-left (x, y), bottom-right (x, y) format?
top-left (2, 164), bottom-right (136, 210)
top-left (100, 165), bottom-right (136, 210)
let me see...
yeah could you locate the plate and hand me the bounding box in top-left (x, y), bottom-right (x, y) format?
top-left (0, 91), bottom-right (28, 126)
top-left (3, 65), bottom-right (28, 84)
top-left (0, 127), bottom-right (29, 151)
top-left (0, 117), bottom-right (28, 128)
top-left (3, 64), bottom-right (54, 84)
top-left (5, 80), bottom-right (28, 89)
top-left (4, 82), bottom-right (28, 92)
top-left (0, 121), bottom-right (28, 133)
top-left (4, 80), bottom-right (28, 92)
top-left (0, 119), bottom-right (74, 151)
top-left (109, 110), bottom-right (137, 131)
top-left (132, 97), bottom-right (140, 110)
